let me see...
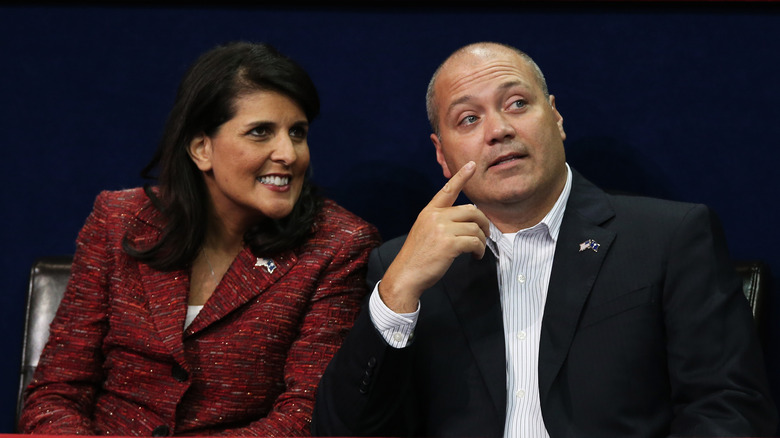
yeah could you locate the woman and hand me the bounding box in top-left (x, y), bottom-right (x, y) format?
top-left (19, 41), bottom-right (381, 436)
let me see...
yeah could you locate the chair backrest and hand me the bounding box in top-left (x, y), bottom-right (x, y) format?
top-left (734, 260), bottom-right (771, 337)
top-left (16, 255), bottom-right (72, 429)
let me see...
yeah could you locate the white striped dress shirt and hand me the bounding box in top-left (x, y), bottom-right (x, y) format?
top-left (369, 164), bottom-right (572, 438)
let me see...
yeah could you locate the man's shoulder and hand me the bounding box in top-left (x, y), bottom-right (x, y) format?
top-left (570, 168), bottom-right (701, 218)
top-left (375, 234), bottom-right (408, 257)
top-left (606, 192), bottom-right (705, 220)
top-left (567, 170), bottom-right (715, 235)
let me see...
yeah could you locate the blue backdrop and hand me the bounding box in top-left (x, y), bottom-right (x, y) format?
top-left (2, 2), bottom-right (779, 433)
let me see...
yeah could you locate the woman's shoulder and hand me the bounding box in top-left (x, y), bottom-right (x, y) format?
top-left (303, 198), bottom-right (381, 254)
top-left (311, 199), bottom-right (381, 244)
top-left (92, 187), bottom-right (162, 226)
top-left (317, 198), bottom-right (376, 231)
top-left (94, 187), bottom-right (152, 207)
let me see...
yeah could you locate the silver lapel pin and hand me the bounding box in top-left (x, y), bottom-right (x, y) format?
top-left (255, 257), bottom-right (277, 274)
top-left (578, 239), bottom-right (600, 253)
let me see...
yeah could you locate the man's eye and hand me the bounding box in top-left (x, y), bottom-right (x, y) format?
top-left (511, 99), bottom-right (527, 109)
top-left (460, 115), bottom-right (478, 125)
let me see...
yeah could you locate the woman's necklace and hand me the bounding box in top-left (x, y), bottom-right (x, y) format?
top-left (202, 248), bottom-right (218, 283)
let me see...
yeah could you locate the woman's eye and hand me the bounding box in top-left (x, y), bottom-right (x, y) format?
top-left (289, 126), bottom-right (308, 139)
top-left (248, 126), bottom-right (269, 137)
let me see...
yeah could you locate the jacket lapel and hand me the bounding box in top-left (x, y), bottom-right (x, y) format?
top-left (185, 247), bottom-right (297, 335)
top-left (126, 197), bottom-right (298, 359)
top-left (139, 263), bottom-right (190, 365)
top-left (126, 197), bottom-right (190, 366)
top-left (442, 250), bottom-right (507, 419)
top-left (538, 171), bottom-right (616, 405)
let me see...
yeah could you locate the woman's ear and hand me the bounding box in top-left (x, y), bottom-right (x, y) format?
top-left (188, 134), bottom-right (213, 171)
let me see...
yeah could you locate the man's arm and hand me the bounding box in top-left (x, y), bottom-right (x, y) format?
top-left (311, 242), bottom-right (419, 436)
top-left (377, 160), bottom-right (489, 313)
top-left (312, 162), bottom-right (491, 436)
top-left (665, 204), bottom-right (777, 436)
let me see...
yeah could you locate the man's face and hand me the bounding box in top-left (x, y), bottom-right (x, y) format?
top-left (431, 46), bottom-right (567, 222)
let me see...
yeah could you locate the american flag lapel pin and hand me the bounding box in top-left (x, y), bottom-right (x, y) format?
top-left (578, 239), bottom-right (600, 253)
top-left (255, 257), bottom-right (277, 274)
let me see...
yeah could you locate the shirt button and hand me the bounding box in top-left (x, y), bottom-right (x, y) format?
top-left (517, 274), bottom-right (526, 283)
top-left (392, 332), bottom-right (404, 343)
top-left (516, 331), bottom-right (527, 340)
top-left (515, 389), bottom-right (526, 398)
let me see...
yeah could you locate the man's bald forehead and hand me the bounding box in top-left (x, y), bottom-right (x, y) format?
top-left (426, 41), bottom-right (549, 134)
top-left (442, 42), bottom-right (528, 69)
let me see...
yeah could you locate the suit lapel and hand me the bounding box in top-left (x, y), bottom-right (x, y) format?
top-left (538, 172), bottom-right (616, 404)
top-left (185, 247), bottom-right (296, 335)
top-left (442, 250), bottom-right (507, 419)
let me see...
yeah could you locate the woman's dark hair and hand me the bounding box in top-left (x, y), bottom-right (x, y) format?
top-left (123, 41), bottom-right (323, 270)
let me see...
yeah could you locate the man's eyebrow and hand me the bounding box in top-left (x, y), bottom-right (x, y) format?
top-left (499, 80), bottom-right (530, 92)
top-left (447, 94), bottom-right (474, 115)
top-left (446, 80), bottom-right (532, 115)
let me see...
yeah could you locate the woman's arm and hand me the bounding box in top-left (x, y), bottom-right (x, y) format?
top-left (18, 192), bottom-right (114, 435)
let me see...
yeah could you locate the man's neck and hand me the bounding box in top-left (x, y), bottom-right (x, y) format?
top-left (486, 208), bottom-right (549, 234)
top-left (481, 165), bottom-right (571, 234)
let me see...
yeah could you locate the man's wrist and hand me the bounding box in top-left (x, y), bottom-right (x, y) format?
top-left (369, 282), bottom-right (419, 349)
top-left (378, 267), bottom-right (423, 313)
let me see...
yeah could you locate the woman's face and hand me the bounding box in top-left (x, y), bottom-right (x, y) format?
top-left (189, 89), bottom-right (310, 231)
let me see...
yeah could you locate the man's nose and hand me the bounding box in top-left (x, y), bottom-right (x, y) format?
top-left (485, 112), bottom-right (516, 145)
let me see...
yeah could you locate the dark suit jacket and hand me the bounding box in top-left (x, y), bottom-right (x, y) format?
top-left (20, 188), bottom-right (381, 436)
top-left (313, 170), bottom-right (777, 437)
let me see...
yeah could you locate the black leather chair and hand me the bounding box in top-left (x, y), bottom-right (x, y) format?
top-left (16, 255), bottom-right (72, 429)
top-left (735, 260), bottom-right (772, 337)
top-left (14, 256), bottom-right (773, 429)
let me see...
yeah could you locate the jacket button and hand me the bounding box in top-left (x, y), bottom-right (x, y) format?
top-left (367, 357), bottom-right (377, 368)
top-left (152, 425), bottom-right (170, 436)
top-left (171, 364), bottom-right (189, 382)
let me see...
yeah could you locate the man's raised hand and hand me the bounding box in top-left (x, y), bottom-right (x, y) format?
top-left (378, 161), bottom-right (490, 313)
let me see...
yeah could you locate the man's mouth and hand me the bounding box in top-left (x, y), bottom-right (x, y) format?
top-left (258, 175), bottom-right (291, 187)
top-left (489, 152), bottom-right (527, 168)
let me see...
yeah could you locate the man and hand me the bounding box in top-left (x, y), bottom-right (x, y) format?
top-left (312, 42), bottom-right (777, 437)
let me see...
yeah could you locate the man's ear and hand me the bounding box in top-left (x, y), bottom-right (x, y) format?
top-left (549, 95), bottom-right (566, 141)
top-left (431, 133), bottom-right (453, 179)
top-left (188, 133), bottom-right (213, 171)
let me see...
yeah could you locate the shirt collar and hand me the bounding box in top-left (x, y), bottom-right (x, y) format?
top-left (485, 163), bottom-right (572, 256)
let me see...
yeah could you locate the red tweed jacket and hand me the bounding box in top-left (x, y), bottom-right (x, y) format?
top-left (19, 188), bottom-right (380, 436)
